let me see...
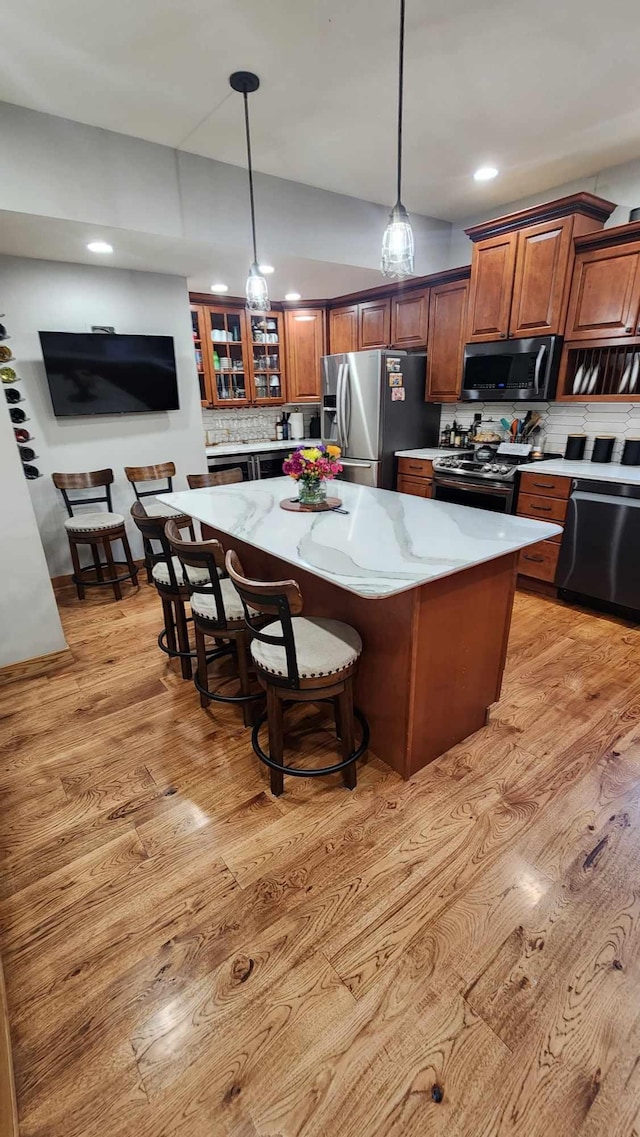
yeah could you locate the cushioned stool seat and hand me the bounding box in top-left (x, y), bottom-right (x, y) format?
top-left (151, 556), bottom-right (214, 588)
top-left (190, 578), bottom-right (248, 623)
top-left (251, 617), bottom-right (362, 679)
top-left (64, 511), bottom-right (125, 532)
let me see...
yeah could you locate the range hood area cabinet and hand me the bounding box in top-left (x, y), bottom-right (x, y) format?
top-left (465, 193), bottom-right (616, 344)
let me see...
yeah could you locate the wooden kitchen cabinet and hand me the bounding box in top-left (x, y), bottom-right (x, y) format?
top-left (358, 298), bottom-right (391, 349)
top-left (391, 289), bottom-right (429, 348)
top-left (426, 277), bottom-right (469, 401)
top-left (465, 194), bottom-right (615, 345)
top-left (248, 311), bottom-right (286, 405)
top-left (329, 304), bottom-right (359, 354)
top-left (397, 474), bottom-right (433, 498)
top-left (510, 217), bottom-right (574, 337)
top-left (397, 457), bottom-right (434, 497)
top-left (466, 233), bottom-right (517, 342)
top-left (517, 539), bottom-right (561, 583)
top-left (190, 304), bottom-right (215, 406)
top-left (284, 308), bottom-right (326, 403)
top-left (565, 240), bottom-right (640, 341)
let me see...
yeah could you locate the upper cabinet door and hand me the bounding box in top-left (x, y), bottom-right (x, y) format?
top-left (466, 233), bottom-right (517, 342)
top-left (390, 290), bottom-right (429, 348)
top-left (509, 218), bottom-right (573, 337)
top-left (329, 304), bottom-right (359, 354)
top-left (426, 278), bottom-right (469, 402)
top-left (359, 298), bottom-right (391, 349)
top-left (284, 308), bottom-right (326, 403)
top-left (565, 244), bottom-right (640, 341)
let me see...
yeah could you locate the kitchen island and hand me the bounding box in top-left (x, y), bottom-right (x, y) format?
top-left (159, 478), bottom-right (561, 778)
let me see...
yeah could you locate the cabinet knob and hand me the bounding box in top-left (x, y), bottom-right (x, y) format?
top-left (499, 333), bottom-right (507, 339)
top-left (626, 326), bottom-right (633, 333)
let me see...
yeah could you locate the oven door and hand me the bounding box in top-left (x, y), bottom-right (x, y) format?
top-left (433, 475), bottom-right (514, 513)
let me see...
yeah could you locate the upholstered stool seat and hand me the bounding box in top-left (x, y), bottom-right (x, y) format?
top-left (151, 556), bottom-right (214, 588)
top-left (142, 500), bottom-right (183, 519)
top-left (190, 577), bottom-right (249, 623)
top-left (64, 511), bottom-right (125, 532)
top-left (251, 618), bottom-right (362, 679)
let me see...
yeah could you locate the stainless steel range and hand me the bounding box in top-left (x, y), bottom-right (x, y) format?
top-left (432, 452), bottom-right (530, 513)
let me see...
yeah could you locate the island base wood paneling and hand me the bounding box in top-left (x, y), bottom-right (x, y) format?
top-left (202, 526), bottom-right (517, 778)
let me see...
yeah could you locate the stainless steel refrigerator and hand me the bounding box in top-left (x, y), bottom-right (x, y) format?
top-left (321, 350), bottom-right (441, 488)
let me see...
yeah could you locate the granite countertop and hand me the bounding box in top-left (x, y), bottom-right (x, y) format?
top-left (158, 477), bottom-right (561, 600)
top-left (206, 438), bottom-right (314, 458)
top-left (519, 458), bottom-right (640, 486)
top-left (395, 447), bottom-right (464, 460)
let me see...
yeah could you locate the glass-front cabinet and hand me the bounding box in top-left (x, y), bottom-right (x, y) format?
top-left (249, 312), bottom-right (284, 404)
top-left (191, 302), bottom-right (286, 407)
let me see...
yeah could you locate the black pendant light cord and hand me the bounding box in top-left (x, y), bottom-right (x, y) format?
top-left (242, 91), bottom-right (259, 264)
top-left (396, 0), bottom-right (405, 207)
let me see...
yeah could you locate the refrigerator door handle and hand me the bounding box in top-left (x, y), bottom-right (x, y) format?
top-left (335, 362), bottom-right (345, 450)
top-left (340, 459), bottom-right (373, 468)
top-left (342, 362), bottom-right (352, 449)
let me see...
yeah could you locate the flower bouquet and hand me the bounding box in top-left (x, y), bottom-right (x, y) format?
top-left (282, 444), bottom-right (343, 506)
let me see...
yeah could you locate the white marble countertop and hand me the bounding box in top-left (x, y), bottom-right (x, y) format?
top-left (158, 477), bottom-right (561, 600)
top-left (395, 447), bottom-right (464, 460)
top-left (518, 458), bottom-right (640, 486)
top-left (206, 438), bottom-right (313, 458)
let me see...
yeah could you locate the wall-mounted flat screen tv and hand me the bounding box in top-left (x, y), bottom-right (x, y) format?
top-left (38, 332), bottom-right (180, 416)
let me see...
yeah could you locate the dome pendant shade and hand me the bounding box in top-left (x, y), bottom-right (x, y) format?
top-left (381, 202), bottom-right (414, 280)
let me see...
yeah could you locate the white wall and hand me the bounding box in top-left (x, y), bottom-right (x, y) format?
top-left (0, 102), bottom-right (452, 277)
top-left (0, 255), bottom-right (206, 577)
top-left (0, 397), bottom-right (66, 668)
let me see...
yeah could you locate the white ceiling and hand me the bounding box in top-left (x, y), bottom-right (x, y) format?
top-left (2, 0), bottom-right (640, 221)
top-left (0, 211), bottom-right (382, 298)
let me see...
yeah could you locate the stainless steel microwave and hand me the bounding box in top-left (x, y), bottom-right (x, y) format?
top-left (461, 335), bottom-right (562, 402)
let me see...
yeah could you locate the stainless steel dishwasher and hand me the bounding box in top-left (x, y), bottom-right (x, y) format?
top-left (557, 478), bottom-right (640, 613)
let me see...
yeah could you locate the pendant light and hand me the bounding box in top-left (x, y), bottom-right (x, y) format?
top-left (381, 0), bottom-right (415, 280)
top-left (230, 71), bottom-right (270, 312)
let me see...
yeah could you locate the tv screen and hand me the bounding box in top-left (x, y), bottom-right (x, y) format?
top-left (39, 332), bottom-right (180, 416)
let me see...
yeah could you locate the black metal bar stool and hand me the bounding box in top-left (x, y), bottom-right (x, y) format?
top-left (165, 521), bottom-right (263, 724)
top-left (52, 469), bottom-right (138, 601)
top-left (225, 550), bottom-right (369, 796)
top-left (130, 502), bottom-right (203, 679)
top-left (124, 462), bottom-right (181, 582)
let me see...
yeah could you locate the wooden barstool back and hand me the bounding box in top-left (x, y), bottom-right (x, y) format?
top-left (124, 462), bottom-right (176, 502)
top-left (225, 549), bottom-right (369, 795)
top-left (53, 468), bottom-right (116, 514)
top-left (225, 550), bottom-right (304, 689)
top-left (186, 468), bottom-right (243, 490)
top-left (165, 521), bottom-right (262, 719)
top-left (130, 501), bottom-right (191, 591)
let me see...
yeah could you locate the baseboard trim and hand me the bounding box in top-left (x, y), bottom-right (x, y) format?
top-left (0, 646), bottom-right (74, 687)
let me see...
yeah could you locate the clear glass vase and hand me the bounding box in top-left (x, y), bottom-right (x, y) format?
top-left (298, 477), bottom-right (327, 506)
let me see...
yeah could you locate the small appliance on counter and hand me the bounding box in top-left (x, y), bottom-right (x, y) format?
top-left (289, 411), bottom-right (304, 440)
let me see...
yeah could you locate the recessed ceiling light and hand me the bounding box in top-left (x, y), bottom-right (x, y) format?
top-left (258, 264), bottom-right (275, 274)
top-left (473, 166), bottom-right (499, 182)
top-left (285, 292), bottom-right (301, 302)
top-left (210, 283), bottom-right (229, 293)
top-left (86, 241), bottom-right (113, 254)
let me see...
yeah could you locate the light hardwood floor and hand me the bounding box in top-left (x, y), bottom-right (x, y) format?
top-left (1, 579), bottom-right (639, 1136)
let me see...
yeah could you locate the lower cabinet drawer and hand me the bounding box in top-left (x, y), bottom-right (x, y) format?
top-left (517, 492), bottom-right (568, 523)
top-left (518, 539), bottom-right (561, 582)
top-left (398, 457), bottom-right (434, 477)
top-left (397, 474), bottom-right (433, 498)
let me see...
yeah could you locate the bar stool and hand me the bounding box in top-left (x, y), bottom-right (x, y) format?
top-left (187, 469), bottom-right (243, 490)
top-left (165, 521), bottom-right (263, 724)
top-left (130, 502), bottom-right (204, 679)
top-left (226, 550), bottom-right (369, 796)
top-left (125, 462), bottom-right (180, 581)
top-left (52, 469), bottom-right (138, 601)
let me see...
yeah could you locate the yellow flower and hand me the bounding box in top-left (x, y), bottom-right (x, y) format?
top-left (326, 444), bottom-right (341, 458)
top-left (301, 447), bottom-right (322, 461)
